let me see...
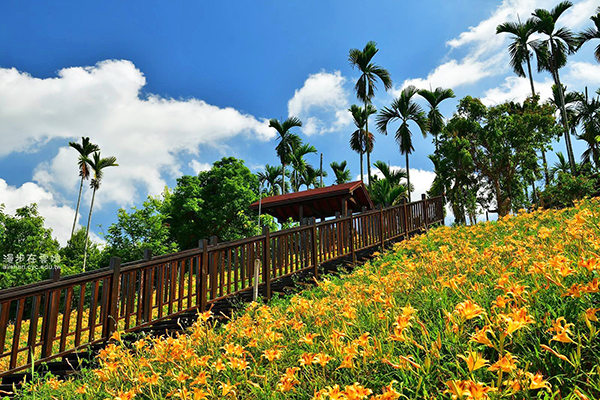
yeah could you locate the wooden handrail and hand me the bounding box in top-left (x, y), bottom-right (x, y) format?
top-left (0, 196), bottom-right (444, 378)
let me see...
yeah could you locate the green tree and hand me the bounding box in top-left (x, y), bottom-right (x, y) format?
top-left (289, 141), bottom-right (317, 192)
top-left (330, 161), bottom-right (351, 185)
top-left (496, 18), bottom-right (552, 184)
top-left (169, 157), bottom-right (274, 249)
top-left (100, 191), bottom-right (179, 265)
top-left (418, 87), bottom-right (455, 152)
top-left (428, 133), bottom-right (482, 225)
top-left (532, 1), bottom-right (579, 173)
top-left (257, 165), bottom-right (286, 196)
top-left (447, 96), bottom-right (556, 216)
top-left (496, 18), bottom-right (542, 97)
top-left (68, 137), bottom-right (99, 240)
top-left (60, 227), bottom-right (102, 274)
top-left (348, 41), bottom-right (392, 185)
top-left (270, 117), bottom-right (302, 194)
top-left (575, 91), bottom-right (600, 168)
top-left (376, 85), bottom-right (428, 202)
top-left (349, 104), bottom-right (377, 183)
top-left (82, 152), bottom-right (119, 271)
top-left (578, 7), bottom-right (600, 63)
top-left (369, 161), bottom-right (410, 208)
top-left (300, 166), bottom-right (327, 190)
top-left (551, 151), bottom-right (572, 177)
top-left (0, 204), bottom-right (61, 289)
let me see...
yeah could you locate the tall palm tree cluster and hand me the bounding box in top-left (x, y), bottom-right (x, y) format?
top-left (261, 117), bottom-right (327, 196)
top-left (68, 137), bottom-right (118, 271)
top-left (258, 4), bottom-right (600, 213)
top-left (496, 3), bottom-right (600, 176)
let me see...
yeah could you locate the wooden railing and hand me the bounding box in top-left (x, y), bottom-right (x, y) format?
top-left (0, 195), bottom-right (443, 377)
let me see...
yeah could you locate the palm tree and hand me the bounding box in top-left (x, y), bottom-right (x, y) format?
top-left (348, 41), bottom-right (393, 185)
top-left (496, 18), bottom-right (543, 96)
top-left (575, 93), bottom-right (600, 168)
top-left (372, 160), bottom-right (407, 187)
top-left (532, 1), bottom-right (579, 173)
top-left (289, 141), bottom-right (317, 192)
top-left (270, 117), bottom-right (303, 194)
top-left (578, 7), bottom-right (600, 63)
top-left (417, 87), bottom-right (455, 152)
top-left (376, 86), bottom-right (429, 202)
top-left (369, 179), bottom-right (409, 207)
top-left (330, 161), bottom-right (352, 185)
top-left (68, 137), bottom-right (99, 240)
top-left (550, 151), bottom-right (571, 178)
top-left (300, 165), bottom-right (328, 190)
top-left (82, 152), bottom-right (118, 271)
top-left (257, 165), bottom-right (285, 196)
top-left (349, 104), bottom-right (377, 183)
top-left (496, 18), bottom-right (552, 184)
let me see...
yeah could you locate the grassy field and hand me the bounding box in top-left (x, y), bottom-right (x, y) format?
top-left (15, 198), bottom-right (600, 399)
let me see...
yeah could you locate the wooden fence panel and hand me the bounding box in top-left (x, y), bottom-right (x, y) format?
top-left (0, 196), bottom-right (443, 378)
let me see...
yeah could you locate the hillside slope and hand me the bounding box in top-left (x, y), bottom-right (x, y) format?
top-left (19, 199), bottom-right (600, 399)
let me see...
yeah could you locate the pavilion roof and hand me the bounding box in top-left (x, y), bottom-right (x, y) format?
top-left (249, 181), bottom-right (373, 222)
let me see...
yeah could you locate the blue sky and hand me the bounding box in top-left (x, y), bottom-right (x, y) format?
top-left (1, 0), bottom-right (599, 245)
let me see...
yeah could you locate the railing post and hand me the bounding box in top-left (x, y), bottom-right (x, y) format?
top-left (422, 193), bottom-right (429, 231)
top-left (142, 250), bottom-right (152, 323)
top-left (311, 218), bottom-right (318, 279)
top-left (379, 205), bottom-right (385, 250)
top-left (105, 257), bottom-right (122, 338)
top-left (209, 236), bottom-right (218, 300)
top-left (402, 199), bottom-right (409, 237)
top-left (199, 239), bottom-right (208, 312)
top-left (41, 268), bottom-right (61, 358)
top-left (262, 226), bottom-right (271, 300)
top-left (335, 211), bottom-right (342, 257)
top-left (348, 210), bottom-right (356, 264)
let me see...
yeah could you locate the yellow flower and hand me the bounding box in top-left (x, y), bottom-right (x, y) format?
top-left (299, 332), bottom-right (320, 345)
top-left (453, 300), bottom-right (486, 320)
top-left (488, 353), bottom-right (518, 373)
top-left (344, 383), bottom-right (373, 400)
top-left (470, 325), bottom-right (494, 347)
top-left (585, 308), bottom-right (599, 323)
top-left (528, 372), bottom-right (551, 390)
top-left (548, 317), bottom-right (575, 343)
top-left (299, 352), bottom-right (317, 366)
top-left (262, 348), bottom-right (282, 362)
top-left (458, 351), bottom-right (488, 372)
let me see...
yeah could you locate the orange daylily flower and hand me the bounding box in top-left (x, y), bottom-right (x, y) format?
top-left (458, 351), bottom-right (488, 372)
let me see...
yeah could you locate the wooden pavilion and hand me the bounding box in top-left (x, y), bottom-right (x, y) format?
top-left (249, 181), bottom-right (373, 223)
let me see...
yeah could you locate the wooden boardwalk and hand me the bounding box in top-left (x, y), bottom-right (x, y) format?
top-left (0, 195), bottom-right (444, 379)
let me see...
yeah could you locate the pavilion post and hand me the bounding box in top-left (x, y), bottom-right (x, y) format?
top-left (348, 210), bottom-right (355, 264)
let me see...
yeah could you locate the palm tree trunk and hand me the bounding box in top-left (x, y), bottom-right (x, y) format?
top-left (405, 152), bottom-right (411, 203)
top-left (366, 150), bottom-right (371, 187)
top-left (281, 164), bottom-right (286, 194)
top-left (541, 149), bottom-right (550, 186)
top-left (359, 152), bottom-right (364, 183)
top-left (71, 176), bottom-right (84, 240)
top-left (364, 100), bottom-right (371, 186)
top-left (550, 42), bottom-right (576, 173)
top-left (82, 187), bottom-right (96, 272)
top-left (526, 55), bottom-right (536, 96)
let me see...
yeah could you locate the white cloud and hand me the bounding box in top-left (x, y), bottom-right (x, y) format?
top-left (0, 179), bottom-right (103, 246)
top-left (395, 55), bottom-right (505, 95)
top-left (287, 70), bottom-right (352, 135)
top-left (481, 76), bottom-right (554, 106)
top-left (565, 61), bottom-right (600, 87)
top-left (358, 167), bottom-right (436, 202)
top-left (0, 60), bottom-right (275, 210)
top-left (189, 160), bottom-right (212, 174)
top-left (395, 0), bottom-right (594, 96)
